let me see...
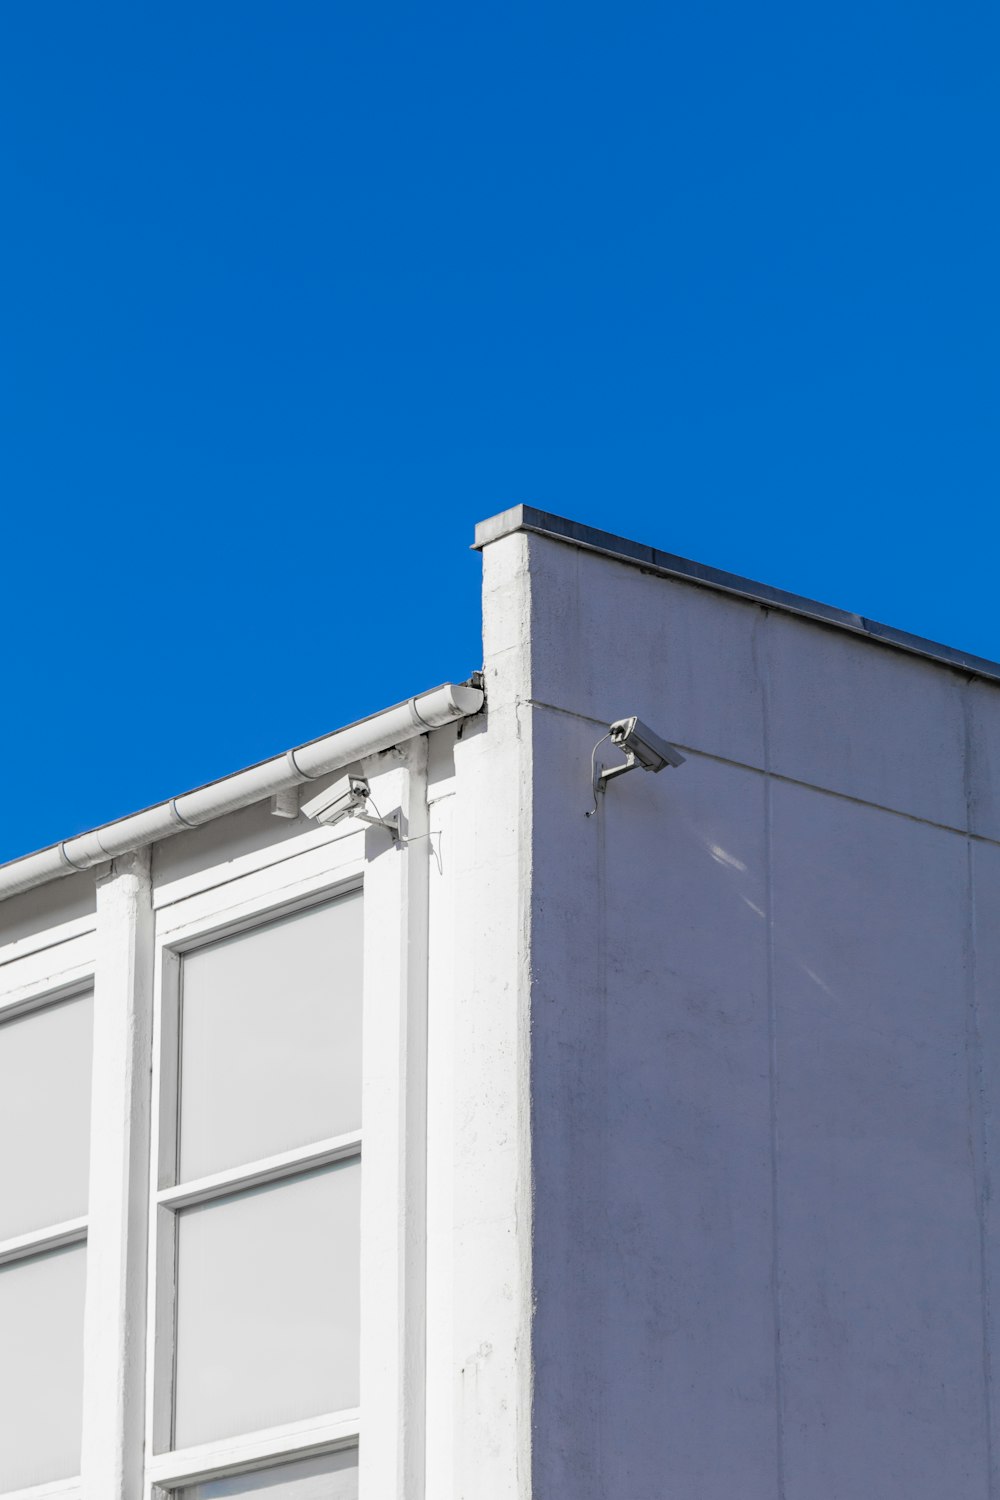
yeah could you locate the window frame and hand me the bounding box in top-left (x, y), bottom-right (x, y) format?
top-left (0, 981), bottom-right (95, 1258)
top-left (0, 933), bottom-right (96, 1500)
top-left (145, 839), bottom-right (368, 1492)
top-left (0, 736), bottom-right (431, 1500)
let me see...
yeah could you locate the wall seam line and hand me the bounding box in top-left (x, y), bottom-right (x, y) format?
top-left (964, 683), bottom-right (995, 1499)
top-left (524, 697), bottom-right (1000, 847)
top-left (759, 611), bottom-right (787, 1500)
top-left (969, 834), bottom-right (994, 1498)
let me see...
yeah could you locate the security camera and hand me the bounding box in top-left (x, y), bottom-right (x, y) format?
top-left (300, 773), bottom-right (372, 827)
top-left (300, 772), bottom-right (400, 839)
top-left (608, 716), bottom-right (686, 773)
top-left (588, 715), bottom-right (686, 810)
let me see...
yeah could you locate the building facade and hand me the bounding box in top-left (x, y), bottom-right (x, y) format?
top-left (3, 507), bottom-right (1000, 1499)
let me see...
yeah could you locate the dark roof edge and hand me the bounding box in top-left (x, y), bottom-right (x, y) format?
top-left (473, 505), bottom-right (1000, 686)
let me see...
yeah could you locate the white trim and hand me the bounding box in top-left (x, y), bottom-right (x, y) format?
top-left (146, 930), bottom-right (181, 1455)
top-left (152, 837), bottom-right (365, 946)
top-left (358, 740), bottom-right (429, 1499)
top-left (155, 1132), bottom-right (363, 1211)
top-left (424, 791), bottom-right (457, 1498)
top-left (145, 913), bottom-right (177, 1456)
top-left (0, 680), bottom-right (482, 900)
top-left (0, 914), bottom-right (97, 970)
top-left (144, 1201), bottom-right (175, 1460)
top-left (152, 822), bottom-right (362, 912)
top-left (0, 1479), bottom-right (82, 1500)
top-left (0, 935), bottom-right (95, 1014)
top-left (0, 1216), bottom-right (88, 1266)
top-left (144, 835), bottom-right (374, 1470)
top-left (145, 1409), bottom-right (360, 1489)
top-left (81, 850), bottom-right (155, 1500)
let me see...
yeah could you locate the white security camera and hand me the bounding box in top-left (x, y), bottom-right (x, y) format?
top-left (300, 773), bottom-right (401, 838)
top-left (588, 715), bottom-right (686, 810)
top-left (300, 773), bottom-right (372, 827)
top-left (608, 716), bottom-right (686, 773)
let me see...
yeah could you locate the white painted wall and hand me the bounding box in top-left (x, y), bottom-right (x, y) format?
top-left (5, 516), bottom-right (999, 1500)
top-left (485, 526), bottom-right (1000, 1500)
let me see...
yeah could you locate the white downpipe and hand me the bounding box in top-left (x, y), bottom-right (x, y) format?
top-left (0, 682), bottom-right (484, 901)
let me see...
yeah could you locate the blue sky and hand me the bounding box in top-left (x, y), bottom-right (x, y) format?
top-left (1, 2), bottom-right (996, 862)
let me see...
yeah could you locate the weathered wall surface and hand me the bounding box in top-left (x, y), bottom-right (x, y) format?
top-left (427, 532), bottom-right (535, 1500)
top-left (502, 529), bottom-right (1000, 1500)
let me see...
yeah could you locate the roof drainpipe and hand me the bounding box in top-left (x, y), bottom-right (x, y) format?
top-left (0, 679), bottom-right (484, 902)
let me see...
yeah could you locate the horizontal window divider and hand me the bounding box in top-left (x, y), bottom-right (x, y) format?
top-left (156, 1131), bottom-right (363, 1211)
top-left (0, 970), bottom-right (94, 1022)
top-left (0, 1215), bottom-right (88, 1267)
top-left (152, 826), bottom-right (363, 915)
top-left (0, 912), bottom-right (97, 970)
top-left (0, 1477), bottom-right (82, 1500)
top-left (145, 1408), bottom-right (361, 1488)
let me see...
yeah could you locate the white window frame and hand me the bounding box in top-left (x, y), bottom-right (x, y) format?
top-left (144, 743), bottom-right (430, 1498)
top-left (0, 932), bottom-right (96, 1500)
top-left (0, 737), bottom-right (431, 1500)
top-left (145, 861), bottom-right (365, 1488)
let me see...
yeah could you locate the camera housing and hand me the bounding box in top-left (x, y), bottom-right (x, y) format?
top-left (300, 772), bottom-right (373, 828)
top-left (300, 772), bottom-right (401, 839)
top-left (589, 715), bottom-right (686, 808)
top-left (608, 716), bottom-right (686, 773)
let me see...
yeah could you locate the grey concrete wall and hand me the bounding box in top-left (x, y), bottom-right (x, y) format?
top-left (512, 531), bottom-right (1000, 1499)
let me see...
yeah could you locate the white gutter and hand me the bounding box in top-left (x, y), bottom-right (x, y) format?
top-left (0, 681), bottom-right (484, 902)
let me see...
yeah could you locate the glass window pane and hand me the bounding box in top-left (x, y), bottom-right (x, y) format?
top-left (0, 991), bottom-right (93, 1239)
top-left (176, 1449), bottom-right (358, 1499)
top-left (179, 894), bottom-right (362, 1182)
top-left (173, 1161), bottom-right (360, 1449)
top-left (0, 1243), bottom-right (86, 1491)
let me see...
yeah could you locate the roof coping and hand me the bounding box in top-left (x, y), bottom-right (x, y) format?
top-left (474, 505), bottom-right (1000, 685)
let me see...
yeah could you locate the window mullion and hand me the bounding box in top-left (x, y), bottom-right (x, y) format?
top-left (359, 740), bottom-right (430, 1500)
top-left (80, 850), bottom-right (154, 1500)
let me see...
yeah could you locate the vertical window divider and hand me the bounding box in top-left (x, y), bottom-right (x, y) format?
top-left (358, 737), bottom-right (430, 1500)
top-left (80, 848), bottom-right (155, 1500)
top-left (146, 946), bottom-right (181, 1463)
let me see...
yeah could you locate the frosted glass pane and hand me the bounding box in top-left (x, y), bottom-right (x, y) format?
top-left (177, 1449), bottom-right (358, 1499)
top-left (179, 894), bottom-right (362, 1181)
top-left (0, 991), bottom-right (93, 1239)
top-left (173, 1161), bottom-right (360, 1448)
top-left (0, 1244), bottom-right (86, 1491)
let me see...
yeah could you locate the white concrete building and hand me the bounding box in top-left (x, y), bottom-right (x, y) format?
top-left (3, 505), bottom-right (1000, 1500)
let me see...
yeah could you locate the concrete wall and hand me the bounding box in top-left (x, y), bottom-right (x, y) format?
top-left (484, 528), bottom-right (1000, 1500)
top-left (427, 538), bottom-right (534, 1500)
top-left (6, 515), bottom-right (999, 1500)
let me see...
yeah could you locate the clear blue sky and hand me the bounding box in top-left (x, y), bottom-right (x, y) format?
top-left (1, 3), bottom-right (996, 862)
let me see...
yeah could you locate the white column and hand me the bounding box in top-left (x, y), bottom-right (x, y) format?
top-left (449, 531), bottom-right (534, 1499)
top-left (81, 849), bottom-right (154, 1500)
top-left (359, 739), bottom-right (429, 1500)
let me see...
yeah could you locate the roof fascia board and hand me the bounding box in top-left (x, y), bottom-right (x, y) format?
top-left (473, 505), bottom-right (1000, 686)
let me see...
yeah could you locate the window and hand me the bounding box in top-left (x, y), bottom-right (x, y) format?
top-left (148, 888), bottom-right (363, 1492)
top-left (0, 989), bottom-right (93, 1492)
top-left (175, 1448), bottom-right (359, 1499)
top-left (0, 767), bottom-right (421, 1500)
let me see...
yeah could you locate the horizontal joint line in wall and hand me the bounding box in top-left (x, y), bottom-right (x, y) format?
top-left (529, 695), bottom-right (1000, 845)
top-left (156, 1132), bottom-right (363, 1210)
top-left (0, 1215), bottom-right (88, 1266)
